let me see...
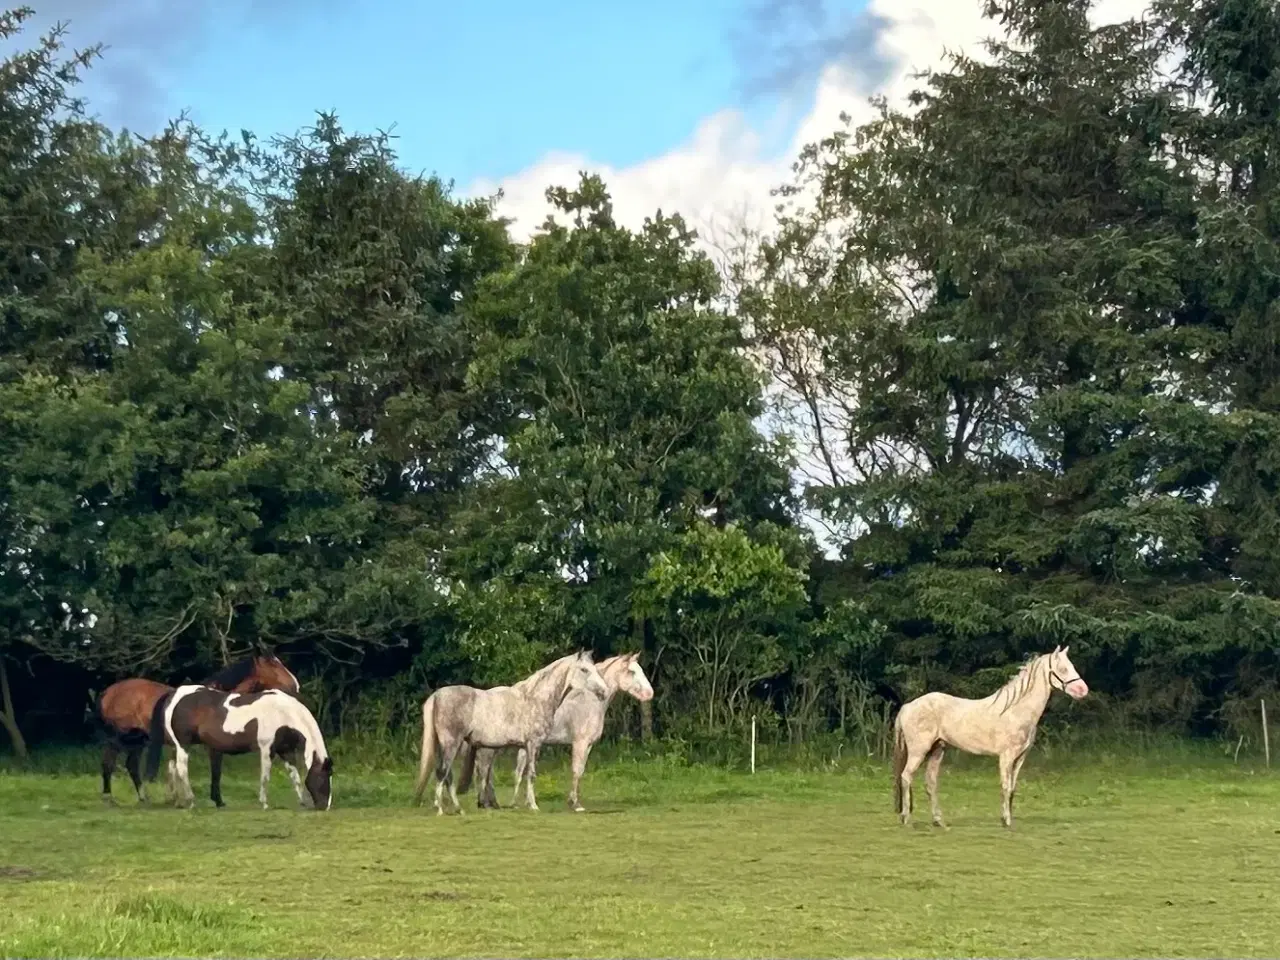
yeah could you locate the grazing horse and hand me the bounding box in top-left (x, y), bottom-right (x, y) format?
top-left (893, 645), bottom-right (1089, 828)
top-left (412, 651), bottom-right (608, 815)
top-left (144, 687), bottom-right (332, 810)
top-left (95, 654), bottom-right (300, 804)
top-left (462, 653), bottom-right (654, 812)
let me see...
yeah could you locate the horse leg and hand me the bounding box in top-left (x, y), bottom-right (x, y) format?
top-left (1008, 748), bottom-right (1031, 824)
top-left (258, 747), bottom-right (274, 809)
top-left (510, 748), bottom-right (528, 808)
top-left (924, 742), bottom-right (946, 828)
top-left (101, 741), bottom-right (121, 804)
top-left (173, 746), bottom-right (194, 808)
top-left (899, 742), bottom-right (928, 826)
top-left (284, 753), bottom-right (310, 807)
top-left (209, 750), bottom-right (225, 808)
top-left (477, 751), bottom-right (499, 809)
top-left (998, 752), bottom-right (1017, 828)
top-left (567, 740), bottom-right (593, 812)
top-left (124, 746), bottom-right (147, 803)
top-left (433, 738), bottom-right (462, 816)
top-left (523, 742), bottom-right (540, 811)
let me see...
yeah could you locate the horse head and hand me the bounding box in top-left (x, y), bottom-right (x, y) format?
top-left (253, 653), bottom-right (301, 696)
top-left (1048, 646), bottom-right (1088, 700)
top-left (304, 754), bottom-right (334, 811)
top-left (566, 650), bottom-right (609, 701)
top-left (616, 653), bottom-right (654, 702)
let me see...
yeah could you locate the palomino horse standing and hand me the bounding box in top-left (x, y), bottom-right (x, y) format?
top-left (95, 654), bottom-right (300, 804)
top-left (893, 646), bottom-right (1088, 828)
top-left (461, 653), bottom-right (653, 812)
top-left (144, 687), bottom-right (332, 810)
top-left (412, 651), bottom-right (608, 815)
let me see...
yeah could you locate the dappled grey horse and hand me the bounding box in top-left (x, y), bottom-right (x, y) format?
top-left (893, 646), bottom-right (1089, 828)
top-left (460, 652), bottom-right (654, 812)
top-left (412, 651), bottom-right (608, 815)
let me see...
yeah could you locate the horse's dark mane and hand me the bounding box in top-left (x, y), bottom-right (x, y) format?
top-left (989, 652), bottom-right (1051, 713)
top-left (202, 655), bottom-right (261, 690)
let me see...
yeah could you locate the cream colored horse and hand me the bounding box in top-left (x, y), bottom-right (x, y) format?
top-left (893, 646), bottom-right (1088, 828)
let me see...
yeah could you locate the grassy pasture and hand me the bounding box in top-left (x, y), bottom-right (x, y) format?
top-left (1, 740), bottom-right (1278, 958)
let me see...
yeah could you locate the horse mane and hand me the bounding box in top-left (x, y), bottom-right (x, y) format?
top-left (202, 655), bottom-right (261, 690)
top-left (988, 653), bottom-right (1051, 714)
top-left (512, 651), bottom-right (583, 696)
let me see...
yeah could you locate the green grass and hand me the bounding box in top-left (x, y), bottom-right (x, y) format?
top-left (2, 739), bottom-right (1279, 958)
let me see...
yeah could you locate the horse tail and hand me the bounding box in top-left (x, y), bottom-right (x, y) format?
top-left (412, 694), bottom-right (438, 805)
top-left (456, 742), bottom-right (476, 794)
top-left (892, 712), bottom-right (907, 814)
top-left (143, 691), bottom-right (172, 782)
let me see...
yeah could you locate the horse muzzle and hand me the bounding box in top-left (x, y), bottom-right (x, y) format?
top-left (1065, 679), bottom-right (1089, 699)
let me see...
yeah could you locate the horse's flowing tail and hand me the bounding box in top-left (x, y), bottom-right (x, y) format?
top-left (456, 743), bottom-right (476, 794)
top-left (143, 692), bottom-right (172, 782)
top-left (891, 716), bottom-right (907, 813)
top-left (412, 694), bottom-right (437, 805)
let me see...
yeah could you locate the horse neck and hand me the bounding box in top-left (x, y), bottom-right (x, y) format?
top-left (999, 657), bottom-right (1054, 725)
top-left (590, 658), bottom-right (627, 705)
top-left (520, 657), bottom-right (576, 712)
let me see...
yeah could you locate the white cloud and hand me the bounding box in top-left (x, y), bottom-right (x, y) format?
top-left (466, 0), bottom-right (1154, 557)
top-left (465, 0), bottom-right (1153, 246)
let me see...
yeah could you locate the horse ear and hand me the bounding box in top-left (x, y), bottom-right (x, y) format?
top-left (1062, 645), bottom-right (1070, 655)
top-left (1053, 644), bottom-right (1061, 653)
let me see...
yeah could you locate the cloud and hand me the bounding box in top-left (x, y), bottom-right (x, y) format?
top-left (466, 0), bottom-right (1155, 247)
top-left (6, 0), bottom-right (333, 132)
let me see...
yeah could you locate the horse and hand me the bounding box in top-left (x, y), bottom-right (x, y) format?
top-left (461, 652), bottom-right (653, 812)
top-left (143, 686), bottom-right (332, 810)
top-left (412, 651), bottom-right (609, 815)
top-left (94, 653), bottom-right (300, 804)
top-left (892, 645), bottom-right (1088, 829)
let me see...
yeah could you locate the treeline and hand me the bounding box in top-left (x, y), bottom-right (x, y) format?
top-left (2, 0), bottom-right (1278, 756)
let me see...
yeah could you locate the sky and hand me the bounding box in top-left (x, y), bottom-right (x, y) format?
top-left (18, 0), bottom-right (1151, 243)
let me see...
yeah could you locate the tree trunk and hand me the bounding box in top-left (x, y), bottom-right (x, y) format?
top-left (0, 655), bottom-right (28, 758)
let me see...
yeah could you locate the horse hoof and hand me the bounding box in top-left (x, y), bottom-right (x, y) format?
top-left (573, 805), bottom-right (585, 813)
top-left (102, 795), bottom-right (117, 806)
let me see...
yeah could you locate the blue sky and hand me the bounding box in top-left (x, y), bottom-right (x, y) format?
top-left (23, 0), bottom-right (881, 190)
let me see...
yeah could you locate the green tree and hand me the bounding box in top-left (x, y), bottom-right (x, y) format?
top-left (742, 0), bottom-right (1272, 726)
top-left (635, 521), bottom-right (809, 733)
top-left (459, 175), bottom-right (796, 695)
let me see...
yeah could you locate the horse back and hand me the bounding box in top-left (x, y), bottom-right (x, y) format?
top-left (100, 678), bottom-right (174, 735)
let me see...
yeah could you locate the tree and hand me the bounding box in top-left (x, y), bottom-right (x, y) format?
top-left (459, 175), bottom-right (796, 700)
top-left (741, 0), bottom-right (1276, 727)
top-left (635, 521), bottom-right (809, 733)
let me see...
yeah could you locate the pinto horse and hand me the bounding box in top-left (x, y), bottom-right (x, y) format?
top-left (144, 686), bottom-right (332, 810)
top-left (94, 654), bottom-right (300, 804)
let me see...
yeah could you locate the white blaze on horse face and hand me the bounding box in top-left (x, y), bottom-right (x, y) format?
top-left (280, 660), bottom-right (301, 695)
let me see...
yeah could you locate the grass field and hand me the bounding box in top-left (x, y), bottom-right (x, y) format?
top-left (2, 738), bottom-right (1279, 958)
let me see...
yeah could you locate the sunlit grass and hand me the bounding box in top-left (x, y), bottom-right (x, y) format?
top-left (2, 739), bottom-right (1278, 957)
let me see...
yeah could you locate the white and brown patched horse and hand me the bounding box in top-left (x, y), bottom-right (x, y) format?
top-left (893, 646), bottom-right (1088, 828)
top-left (144, 686), bottom-right (333, 810)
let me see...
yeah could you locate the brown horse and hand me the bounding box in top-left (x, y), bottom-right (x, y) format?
top-left (95, 654), bottom-right (300, 804)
